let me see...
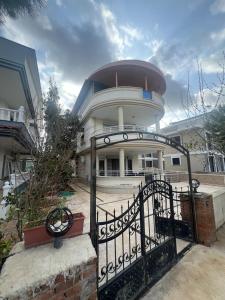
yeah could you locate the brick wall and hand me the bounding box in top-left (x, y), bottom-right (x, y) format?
top-left (181, 193), bottom-right (217, 246)
top-left (32, 258), bottom-right (97, 300)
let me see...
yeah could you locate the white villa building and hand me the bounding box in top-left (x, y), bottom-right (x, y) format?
top-left (73, 60), bottom-right (167, 188)
top-left (0, 38), bottom-right (42, 187)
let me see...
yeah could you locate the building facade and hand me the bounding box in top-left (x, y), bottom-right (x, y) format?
top-left (161, 115), bottom-right (225, 173)
top-left (73, 60), bottom-right (167, 188)
top-left (0, 37), bottom-right (42, 186)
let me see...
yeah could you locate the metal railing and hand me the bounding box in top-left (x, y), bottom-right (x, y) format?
top-left (98, 168), bottom-right (161, 177)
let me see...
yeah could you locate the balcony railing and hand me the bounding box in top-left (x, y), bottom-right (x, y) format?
top-left (0, 107), bottom-right (36, 142)
top-left (98, 168), bottom-right (161, 176)
top-left (79, 86), bottom-right (164, 119)
top-left (93, 124), bottom-right (151, 136)
top-left (0, 107), bottom-right (23, 122)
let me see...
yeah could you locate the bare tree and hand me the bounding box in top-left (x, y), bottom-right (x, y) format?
top-left (180, 54), bottom-right (225, 158)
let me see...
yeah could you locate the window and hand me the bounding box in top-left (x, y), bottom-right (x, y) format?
top-left (146, 160), bottom-right (153, 168)
top-left (172, 157), bottom-right (181, 166)
top-left (80, 134), bottom-right (85, 145)
top-left (171, 135), bottom-right (181, 144)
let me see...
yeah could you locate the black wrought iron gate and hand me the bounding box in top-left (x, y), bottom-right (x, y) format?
top-left (90, 131), bottom-right (196, 299)
top-left (97, 180), bottom-right (178, 300)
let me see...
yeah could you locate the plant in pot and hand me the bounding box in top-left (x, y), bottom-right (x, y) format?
top-left (6, 192), bottom-right (84, 249)
top-left (23, 201), bottom-right (85, 249)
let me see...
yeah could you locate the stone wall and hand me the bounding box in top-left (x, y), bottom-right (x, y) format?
top-left (166, 172), bottom-right (225, 186)
top-left (0, 234), bottom-right (97, 300)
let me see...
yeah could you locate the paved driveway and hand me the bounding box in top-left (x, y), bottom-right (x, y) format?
top-left (68, 180), bottom-right (225, 300)
top-left (141, 224), bottom-right (225, 300)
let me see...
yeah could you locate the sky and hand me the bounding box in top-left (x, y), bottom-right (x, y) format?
top-left (1, 0), bottom-right (225, 127)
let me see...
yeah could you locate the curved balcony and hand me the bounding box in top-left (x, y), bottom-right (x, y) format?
top-left (76, 124), bottom-right (166, 154)
top-left (79, 87), bottom-right (165, 122)
top-left (93, 124), bottom-right (150, 136)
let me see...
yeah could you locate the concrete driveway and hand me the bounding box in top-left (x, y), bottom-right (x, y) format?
top-left (141, 224), bottom-right (225, 300)
top-left (68, 180), bottom-right (225, 300)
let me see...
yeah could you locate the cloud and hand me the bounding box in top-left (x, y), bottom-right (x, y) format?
top-left (210, 27), bottom-right (225, 43)
top-left (164, 74), bottom-right (188, 110)
top-left (1, 2), bottom-right (147, 110)
top-left (199, 52), bottom-right (225, 74)
top-left (120, 24), bottom-right (143, 41)
top-left (4, 15), bottom-right (114, 83)
top-left (210, 0), bottom-right (225, 14)
top-left (1, 4), bottom-right (120, 108)
top-left (98, 3), bottom-right (125, 57)
top-left (98, 3), bottom-right (143, 56)
top-left (145, 39), bottom-right (163, 58)
top-left (149, 43), bottom-right (195, 78)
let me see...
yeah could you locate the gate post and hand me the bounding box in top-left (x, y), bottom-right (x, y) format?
top-left (187, 151), bottom-right (197, 242)
top-left (139, 188), bottom-right (146, 257)
top-left (169, 184), bottom-right (177, 255)
top-left (90, 137), bottom-right (97, 250)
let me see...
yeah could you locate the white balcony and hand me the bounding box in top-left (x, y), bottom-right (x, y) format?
top-left (0, 106), bottom-right (24, 122)
top-left (79, 87), bottom-right (165, 122)
top-left (0, 106), bottom-right (36, 142)
top-left (93, 124), bottom-right (151, 136)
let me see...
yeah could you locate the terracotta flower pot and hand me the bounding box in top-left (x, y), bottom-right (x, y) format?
top-left (23, 213), bottom-right (85, 249)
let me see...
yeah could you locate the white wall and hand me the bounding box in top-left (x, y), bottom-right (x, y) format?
top-left (213, 189), bottom-right (225, 229)
top-left (132, 154), bottom-right (141, 170)
top-left (0, 99), bottom-right (10, 108)
top-left (97, 175), bottom-right (144, 188)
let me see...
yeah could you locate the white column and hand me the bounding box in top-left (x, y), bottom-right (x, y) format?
top-left (157, 150), bottom-right (163, 173)
top-left (104, 157), bottom-right (107, 176)
top-left (119, 149), bottom-right (125, 177)
top-left (1, 181), bottom-right (13, 220)
top-left (18, 106), bottom-right (25, 122)
top-left (118, 106), bottom-right (124, 130)
top-left (116, 72), bottom-right (118, 87)
top-left (96, 153), bottom-right (99, 176)
top-left (207, 155), bottom-right (211, 172)
top-left (0, 108), bottom-right (4, 120)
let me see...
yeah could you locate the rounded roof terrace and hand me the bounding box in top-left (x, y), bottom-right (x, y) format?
top-left (88, 60), bottom-right (166, 95)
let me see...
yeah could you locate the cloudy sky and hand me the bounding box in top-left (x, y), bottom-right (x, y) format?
top-left (1, 0), bottom-right (225, 126)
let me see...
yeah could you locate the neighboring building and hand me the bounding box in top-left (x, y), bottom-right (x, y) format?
top-left (161, 114), bottom-right (225, 173)
top-left (73, 60), bottom-right (167, 188)
top-left (0, 37), bottom-right (42, 186)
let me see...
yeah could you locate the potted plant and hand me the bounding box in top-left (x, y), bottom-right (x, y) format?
top-left (23, 208), bottom-right (85, 249)
top-left (5, 191), bottom-right (85, 249)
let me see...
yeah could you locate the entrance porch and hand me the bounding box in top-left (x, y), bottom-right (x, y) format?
top-left (96, 148), bottom-right (164, 188)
